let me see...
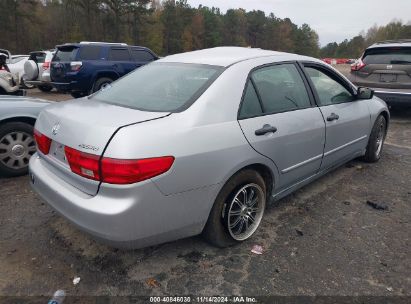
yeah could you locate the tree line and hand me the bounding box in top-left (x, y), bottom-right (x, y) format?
top-left (0, 0), bottom-right (409, 59)
top-left (0, 0), bottom-right (320, 56)
top-left (320, 21), bottom-right (411, 59)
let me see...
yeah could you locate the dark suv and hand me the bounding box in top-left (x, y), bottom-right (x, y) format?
top-left (50, 42), bottom-right (158, 98)
top-left (349, 40), bottom-right (411, 107)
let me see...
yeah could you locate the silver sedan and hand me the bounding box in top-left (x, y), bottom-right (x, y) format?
top-left (29, 47), bottom-right (389, 248)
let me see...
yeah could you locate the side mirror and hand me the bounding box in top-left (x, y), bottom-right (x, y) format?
top-left (357, 87), bottom-right (374, 100)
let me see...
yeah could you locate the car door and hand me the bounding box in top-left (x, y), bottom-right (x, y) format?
top-left (238, 63), bottom-right (326, 190)
top-left (108, 47), bottom-right (137, 76)
top-left (302, 63), bottom-right (370, 170)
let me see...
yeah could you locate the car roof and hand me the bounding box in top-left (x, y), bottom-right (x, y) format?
top-left (159, 47), bottom-right (312, 67)
top-left (368, 40), bottom-right (411, 49)
top-left (55, 42), bottom-right (149, 50)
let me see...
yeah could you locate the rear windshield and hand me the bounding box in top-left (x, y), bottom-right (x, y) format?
top-left (54, 47), bottom-right (78, 62)
top-left (93, 63), bottom-right (223, 112)
top-left (363, 47), bottom-right (411, 65)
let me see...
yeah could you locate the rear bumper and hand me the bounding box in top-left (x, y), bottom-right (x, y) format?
top-left (29, 154), bottom-right (218, 248)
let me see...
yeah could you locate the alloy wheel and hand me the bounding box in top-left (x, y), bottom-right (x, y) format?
top-left (0, 131), bottom-right (36, 170)
top-left (226, 183), bottom-right (265, 241)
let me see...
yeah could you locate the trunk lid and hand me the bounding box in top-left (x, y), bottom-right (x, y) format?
top-left (35, 98), bottom-right (170, 195)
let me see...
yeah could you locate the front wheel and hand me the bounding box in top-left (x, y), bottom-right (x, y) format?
top-left (202, 170), bottom-right (266, 247)
top-left (92, 77), bottom-right (113, 93)
top-left (363, 115), bottom-right (387, 163)
top-left (0, 122), bottom-right (36, 177)
top-left (70, 91), bottom-right (88, 99)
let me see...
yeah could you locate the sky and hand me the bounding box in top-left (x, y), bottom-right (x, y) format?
top-left (186, 0), bottom-right (411, 46)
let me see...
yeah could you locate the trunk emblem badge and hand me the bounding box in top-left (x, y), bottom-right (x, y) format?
top-left (52, 123), bottom-right (61, 135)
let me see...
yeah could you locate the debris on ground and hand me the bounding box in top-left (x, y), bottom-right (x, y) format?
top-left (366, 200), bottom-right (389, 211)
top-left (387, 287), bottom-right (393, 292)
top-left (343, 201), bottom-right (351, 205)
top-left (72, 277), bottom-right (81, 285)
top-left (356, 165), bottom-right (363, 170)
top-left (6, 249), bottom-right (16, 256)
top-left (251, 245), bottom-right (264, 255)
top-left (295, 229), bottom-right (304, 236)
top-left (146, 278), bottom-right (161, 288)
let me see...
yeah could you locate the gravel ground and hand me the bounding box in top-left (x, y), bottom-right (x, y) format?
top-left (0, 87), bottom-right (410, 302)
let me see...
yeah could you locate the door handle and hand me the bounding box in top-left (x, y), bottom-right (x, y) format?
top-left (327, 113), bottom-right (339, 122)
top-left (255, 124), bottom-right (278, 136)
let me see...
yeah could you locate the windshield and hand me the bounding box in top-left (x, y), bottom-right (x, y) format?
top-left (363, 47), bottom-right (411, 65)
top-left (93, 63), bottom-right (223, 112)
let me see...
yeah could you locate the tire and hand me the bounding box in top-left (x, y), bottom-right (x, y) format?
top-left (92, 77), bottom-right (113, 93)
top-left (202, 169), bottom-right (267, 248)
top-left (363, 115), bottom-right (387, 163)
top-left (0, 122), bottom-right (36, 177)
top-left (70, 91), bottom-right (87, 99)
top-left (38, 85), bottom-right (53, 92)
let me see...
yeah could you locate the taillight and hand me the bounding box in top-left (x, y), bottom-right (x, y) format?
top-left (101, 156), bottom-right (174, 184)
top-left (42, 61), bottom-right (50, 71)
top-left (70, 61), bottom-right (83, 72)
top-left (64, 146), bottom-right (174, 184)
top-left (64, 146), bottom-right (100, 180)
top-left (34, 129), bottom-right (52, 155)
top-left (351, 59), bottom-right (366, 71)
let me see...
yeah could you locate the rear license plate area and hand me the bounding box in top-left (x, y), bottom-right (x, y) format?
top-left (49, 141), bottom-right (68, 165)
top-left (380, 74), bottom-right (397, 83)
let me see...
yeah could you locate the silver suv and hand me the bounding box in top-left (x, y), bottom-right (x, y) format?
top-left (24, 50), bottom-right (55, 92)
top-left (349, 40), bottom-right (411, 107)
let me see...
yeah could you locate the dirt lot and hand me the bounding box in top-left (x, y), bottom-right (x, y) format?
top-left (0, 87), bottom-right (410, 302)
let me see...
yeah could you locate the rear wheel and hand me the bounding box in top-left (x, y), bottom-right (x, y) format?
top-left (92, 77), bottom-right (113, 93)
top-left (38, 85), bottom-right (53, 92)
top-left (70, 91), bottom-right (88, 99)
top-left (202, 170), bottom-right (266, 247)
top-left (363, 115), bottom-right (387, 163)
top-left (0, 122), bottom-right (36, 177)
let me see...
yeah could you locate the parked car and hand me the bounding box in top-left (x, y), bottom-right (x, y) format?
top-left (349, 39), bottom-right (411, 107)
top-left (0, 50), bottom-right (25, 96)
top-left (6, 54), bottom-right (34, 89)
top-left (24, 50), bottom-right (55, 92)
top-left (0, 95), bottom-right (50, 176)
top-left (30, 47), bottom-right (389, 249)
top-left (50, 41), bottom-right (158, 98)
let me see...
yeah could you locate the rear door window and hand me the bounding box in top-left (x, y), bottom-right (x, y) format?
top-left (250, 64), bottom-right (311, 114)
top-left (363, 47), bottom-right (411, 65)
top-left (79, 45), bottom-right (101, 60)
top-left (239, 81), bottom-right (263, 119)
top-left (109, 48), bottom-right (131, 61)
top-left (131, 49), bottom-right (155, 62)
top-left (54, 47), bottom-right (78, 62)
